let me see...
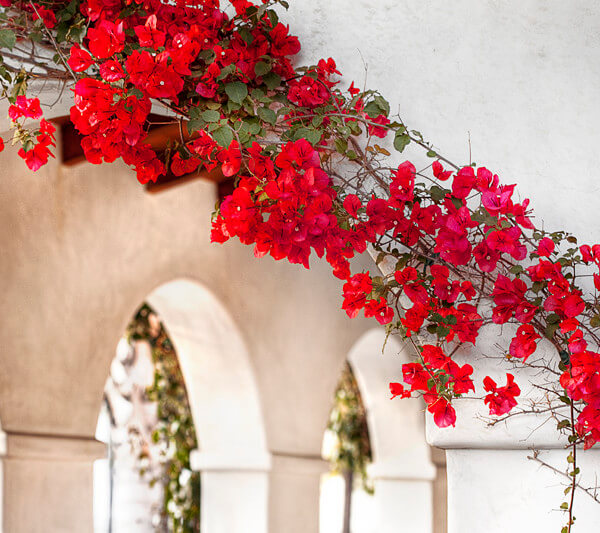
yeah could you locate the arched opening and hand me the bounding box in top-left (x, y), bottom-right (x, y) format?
top-left (94, 303), bottom-right (200, 532)
top-left (320, 362), bottom-right (375, 533)
top-left (322, 328), bottom-right (446, 533)
top-left (95, 278), bottom-right (270, 533)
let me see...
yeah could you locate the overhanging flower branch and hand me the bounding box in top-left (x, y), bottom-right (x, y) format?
top-left (1, 1), bottom-right (600, 529)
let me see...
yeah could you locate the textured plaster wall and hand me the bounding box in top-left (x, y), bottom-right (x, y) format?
top-left (0, 138), bottom-right (371, 457)
top-left (284, 0), bottom-right (600, 243)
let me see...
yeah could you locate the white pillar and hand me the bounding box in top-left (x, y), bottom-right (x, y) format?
top-left (191, 450), bottom-right (271, 533)
top-left (1, 432), bottom-right (105, 533)
top-left (369, 459), bottom-right (436, 533)
top-left (268, 453), bottom-right (329, 533)
top-left (426, 343), bottom-right (600, 533)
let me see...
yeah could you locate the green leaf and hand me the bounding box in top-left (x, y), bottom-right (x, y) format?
top-left (559, 350), bottom-right (570, 366)
top-left (373, 95), bottom-right (390, 115)
top-left (394, 131), bottom-right (410, 153)
top-left (202, 109), bottom-right (221, 122)
top-left (238, 27), bottom-right (254, 45)
top-left (211, 126), bottom-right (234, 147)
top-left (267, 9), bottom-right (279, 27)
top-left (258, 107), bottom-right (277, 125)
top-left (334, 138), bottom-right (348, 154)
top-left (187, 119), bottom-right (205, 134)
top-left (263, 72), bottom-right (281, 90)
top-left (544, 322), bottom-right (559, 340)
top-left (225, 81), bottom-right (248, 104)
top-left (430, 185), bottom-right (448, 203)
top-left (0, 29), bottom-right (16, 50)
top-left (254, 61), bottom-right (271, 77)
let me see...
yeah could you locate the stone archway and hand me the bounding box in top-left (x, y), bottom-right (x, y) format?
top-left (146, 279), bottom-right (271, 533)
top-left (346, 329), bottom-right (442, 533)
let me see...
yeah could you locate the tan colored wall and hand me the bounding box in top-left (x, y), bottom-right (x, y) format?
top-left (0, 135), bottom-right (371, 458)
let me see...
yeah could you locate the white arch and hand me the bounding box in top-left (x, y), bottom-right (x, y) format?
top-left (347, 328), bottom-right (436, 533)
top-left (147, 278), bottom-right (270, 533)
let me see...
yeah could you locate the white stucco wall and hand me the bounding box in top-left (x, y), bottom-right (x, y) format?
top-left (284, 0), bottom-right (600, 243)
top-left (280, 2), bottom-right (600, 531)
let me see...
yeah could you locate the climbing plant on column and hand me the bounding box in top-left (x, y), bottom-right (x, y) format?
top-left (2, 1), bottom-right (600, 529)
top-left (127, 304), bottom-right (201, 533)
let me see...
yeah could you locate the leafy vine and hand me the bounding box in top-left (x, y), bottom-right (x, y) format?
top-left (2, 1), bottom-right (600, 529)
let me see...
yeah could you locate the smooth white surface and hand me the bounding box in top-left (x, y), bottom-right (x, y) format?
top-left (349, 329), bottom-right (435, 481)
top-left (148, 279), bottom-right (268, 461)
top-left (448, 449), bottom-right (600, 532)
top-left (201, 471), bottom-right (269, 533)
top-left (148, 280), bottom-right (271, 533)
top-left (348, 329), bottom-right (436, 532)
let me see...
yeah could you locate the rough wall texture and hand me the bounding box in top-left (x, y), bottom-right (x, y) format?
top-left (0, 135), bottom-right (371, 456)
top-left (284, 0), bottom-right (600, 242)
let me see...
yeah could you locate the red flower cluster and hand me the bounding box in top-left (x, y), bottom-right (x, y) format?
top-left (8, 97), bottom-right (56, 171)
top-left (62, 0), bottom-right (302, 183)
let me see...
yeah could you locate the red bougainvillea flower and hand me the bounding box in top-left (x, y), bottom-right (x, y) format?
top-left (99, 60), bottom-right (125, 82)
top-left (483, 373), bottom-right (520, 416)
top-left (18, 143), bottom-right (53, 171)
top-left (390, 161), bottom-right (416, 202)
top-left (219, 141), bottom-right (242, 177)
top-left (389, 382), bottom-right (411, 399)
top-left (87, 20), bottom-right (125, 59)
top-left (367, 114), bottom-right (390, 138)
top-left (342, 273), bottom-right (372, 318)
top-left (31, 4), bottom-right (57, 28)
top-left (8, 96), bottom-right (43, 120)
top-left (537, 237), bottom-right (555, 257)
top-left (343, 194), bottom-right (362, 218)
top-left (68, 45), bottom-right (94, 72)
top-left (509, 324), bottom-right (541, 361)
top-left (432, 160), bottom-right (452, 181)
top-left (364, 297), bottom-right (394, 325)
top-left (426, 396), bottom-right (457, 428)
top-left (491, 274), bottom-right (537, 324)
top-left (134, 14), bottom-right (165, 49)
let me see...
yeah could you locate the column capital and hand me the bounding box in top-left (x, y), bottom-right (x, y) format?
top-left (190, 449), bottom-right (272, 473)
top-left (1, 431), bottom-right (105, 462)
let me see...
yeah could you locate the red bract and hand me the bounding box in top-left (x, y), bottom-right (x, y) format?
top-left (9, 96), bottom-right (42, 120)
top-left (18, 142), bottom-right (54, 171)
top-left (68, 45), bottom-right (94, 72)
top-left (32, 4), bottom-right (56, 28)
top-left (483, 374), bottom-right (521, 416)
top-left (427, 397), bottom-right (457, 428)
top-left (389, 382), bottom-right (411, 399)
top-left (537, 237), bottom-right (555, 257)
top-left (390, 161), bottom-right (415, 202)
top-left (367, 114), bottom-right (390, 138)
top-left (99, 60), bottom-right (125, 82)
top-left (288, 75), bottom-right (330, 108)
top-left (342, 273), bottom-right (372, 318)
top-left (491, 274), bottom-right (536, 324)
top-left (87, 20), bottom-right (125, 59)
top-left (509, 324), bottom-right (540, 361)
top-left (364, 297), bottom-right (394, 325)
top-left (134, 15), bottom-right (166, 49)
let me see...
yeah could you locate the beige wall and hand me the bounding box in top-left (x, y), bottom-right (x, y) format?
top-left (0, 133), bottom-right (371, 458)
